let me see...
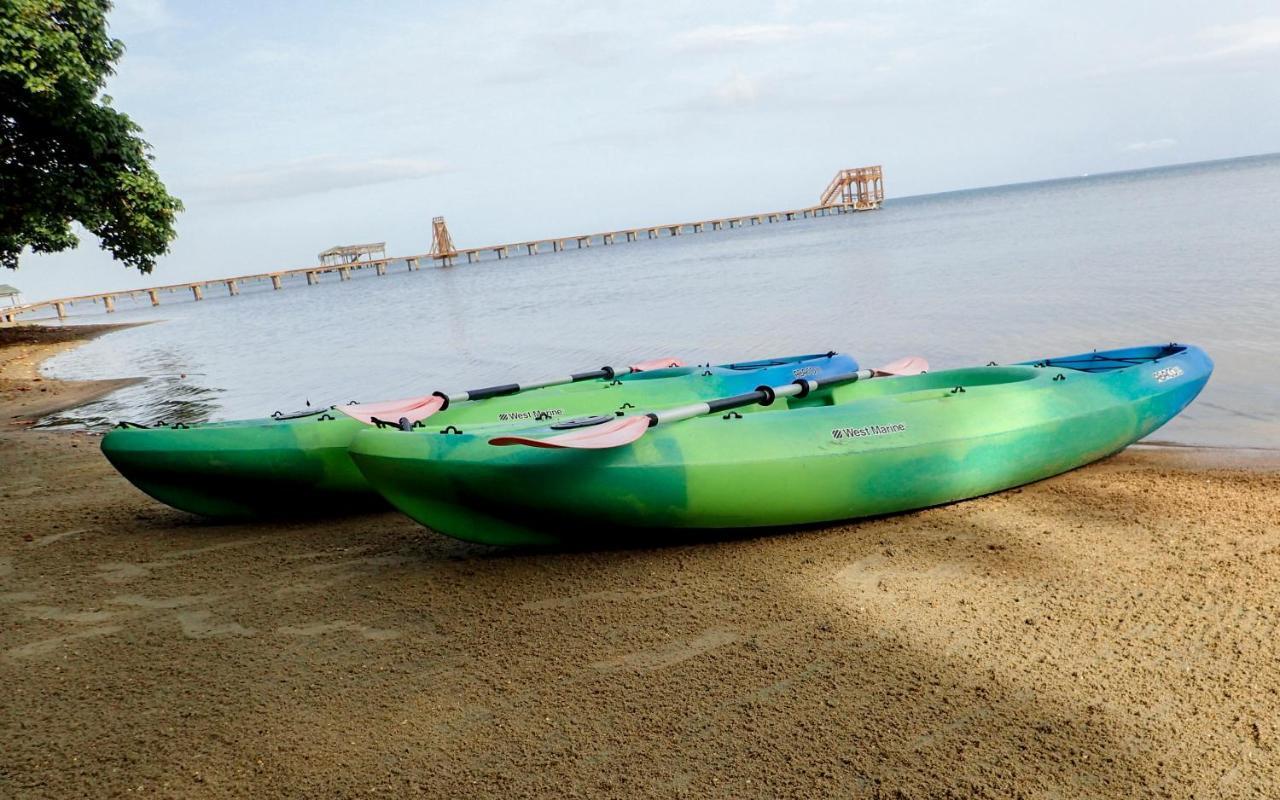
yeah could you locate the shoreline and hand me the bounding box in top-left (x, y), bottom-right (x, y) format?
top-left (3, 327), bottom-right (1279, 796)
top-left (0, 322), bottom-right (147, 427)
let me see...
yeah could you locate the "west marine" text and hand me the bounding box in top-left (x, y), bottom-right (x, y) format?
top-left (498, 408), bottom-right (565, 422)
top-left (831, 422), bottom-right (907, 440)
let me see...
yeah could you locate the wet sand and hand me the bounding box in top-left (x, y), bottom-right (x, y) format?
top-left (0, 323), bottom-right (145, 425)
top-left (2, 328), bottom-right (1279, 798)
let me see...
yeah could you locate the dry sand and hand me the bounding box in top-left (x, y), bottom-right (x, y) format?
top-left (2, 326), bottom-right (1279, 798)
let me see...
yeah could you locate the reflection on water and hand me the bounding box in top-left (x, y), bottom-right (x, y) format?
top-left (37, 378), bottom-right (224, 429)
top-left (37, 347), bottom-right (224, 428)
top-left (36, 154), bottom-right (1280, 449)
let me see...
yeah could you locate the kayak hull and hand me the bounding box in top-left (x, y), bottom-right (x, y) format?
top-left (348, 345), bottom-right (1212, 545)
top-left (99, 418), bottom-right (371, 518)
top-left (100, 352), bottom-right (857, 518)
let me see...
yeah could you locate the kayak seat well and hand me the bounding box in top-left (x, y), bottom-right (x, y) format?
top-left (824, 367), bottom-right (1039, 405)
top-left (621, 366), bottom-right (700, 381)
top-left (1032, 344), bottom-right (1187, 373)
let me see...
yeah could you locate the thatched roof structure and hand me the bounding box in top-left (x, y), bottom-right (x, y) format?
top-left (317, 243), bottom-right (386, 266)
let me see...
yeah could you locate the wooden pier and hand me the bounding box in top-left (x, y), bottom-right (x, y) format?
top-left (2, 166), bottom-right (883, 324)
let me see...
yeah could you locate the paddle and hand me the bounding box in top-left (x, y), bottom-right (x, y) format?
top-left (337, 356), bottom-right (687, 426)
top-left (489, 356), bottom-right (928, 449)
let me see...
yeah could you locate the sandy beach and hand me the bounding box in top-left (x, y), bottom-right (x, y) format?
top-left (2, 326), bottom-right (1279, 798)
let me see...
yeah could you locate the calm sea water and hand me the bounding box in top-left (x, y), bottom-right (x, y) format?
top-left (38, 154), bottom-right (1280, 449)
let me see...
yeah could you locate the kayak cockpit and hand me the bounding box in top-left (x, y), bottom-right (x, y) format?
top-left (818, 366), bottom-right (1038, 406)
top-left (1024, 344), bottom-right (1187, 373)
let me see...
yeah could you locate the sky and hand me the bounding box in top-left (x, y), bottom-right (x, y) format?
top-left (12, 0), bottom-right (1280, 302)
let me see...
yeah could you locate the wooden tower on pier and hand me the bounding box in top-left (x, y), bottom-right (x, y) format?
top-left (819, 165), bottom-right (884, 209)
top-left (429, 216), bottom-right (457, 265)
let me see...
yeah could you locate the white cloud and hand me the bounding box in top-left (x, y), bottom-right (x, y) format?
top-left (1144, 17), bottom-right (1280, 67)
top-left (108, 0), bottom-right (175, 37)
top-left (1123, 138), bottom-right (1178, 152)
top-left (714, 71), bottom-right (761, 107)
top-left (194, 156), bottom-right (450, 203)
top-left (670, 20), bottom-right (866, 52)
top-left (237, 43), bottom-right (311, 68)
top-left (1198, 17), bottom-right (1280, 59)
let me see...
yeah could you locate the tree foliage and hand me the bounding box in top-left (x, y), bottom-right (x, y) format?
top-left (0, 0), bottom-right (181, 272)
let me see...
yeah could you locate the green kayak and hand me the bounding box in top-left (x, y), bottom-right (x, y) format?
top-left (100, 352), bottom-right (857, 518)
top-left (347, 344), bottom-right (1212, 546)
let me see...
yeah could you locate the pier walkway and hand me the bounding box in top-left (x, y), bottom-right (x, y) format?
top-left (2, 165), bottom-right (882, 324)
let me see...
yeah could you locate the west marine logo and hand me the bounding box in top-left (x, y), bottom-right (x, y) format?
top-left (498, 408), bottom-right (565, 422)
top-left (831, 422), bottom-right (907, 440)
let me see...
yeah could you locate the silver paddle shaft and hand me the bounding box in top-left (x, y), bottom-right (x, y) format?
top-left (647, 368), bottom-right (874, 427)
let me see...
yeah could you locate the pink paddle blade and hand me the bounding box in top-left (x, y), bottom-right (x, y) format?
top-left (872, 356), bottom-right (929, 377)
top-left (337, 394), bottom-right (446, 425)
top-left (628, 357), bottom-right (687, 372)
top-left (489, 416), bottom-right (651, 449)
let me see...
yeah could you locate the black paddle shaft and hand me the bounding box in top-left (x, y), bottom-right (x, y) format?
top-left (459, 366), bottom-right (616, 402)
top-left (705, 388), bottom-right (776, 414)
top-left (702, 369), bottom-right (867, 415)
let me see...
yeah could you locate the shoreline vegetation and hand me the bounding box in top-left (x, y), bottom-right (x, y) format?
top-left (3, 325), bottom-right (1279, 796)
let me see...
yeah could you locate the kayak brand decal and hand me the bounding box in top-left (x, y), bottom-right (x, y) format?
top-left (831, 422), bottom-right (907, 440)
top-left (1153, 366), bottom-right (1184, 383)
top-left (497, 408), bottom-right (565, 422)
top-left (793, 366), bottom-right (822, 378)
